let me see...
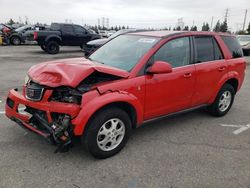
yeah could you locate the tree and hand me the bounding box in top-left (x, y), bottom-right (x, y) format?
top-left (122, 26), bottom-right (125, 29)
top-left (183, 26), bottom-right (189, 31)
top-left (176, 26), bottom-right (181, 31)
top-left (190, 26), bottom-right (197, 31)
top-left (7, 18), bottom-right (15, 25)
top-left (247, 22), bottom-right (250, 34)
top-left (213, 21), bottom-right (221, 32)
top-left (202, 22), bottom-right (210, 31)
top-left (220, 19), bottom-right (228, 32)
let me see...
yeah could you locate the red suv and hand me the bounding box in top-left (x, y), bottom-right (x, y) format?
top-left (5, 31), bottom-right (246, 158)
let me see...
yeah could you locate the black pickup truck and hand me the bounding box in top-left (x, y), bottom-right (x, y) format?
top-left (34, 23), bottom-right (101, 54)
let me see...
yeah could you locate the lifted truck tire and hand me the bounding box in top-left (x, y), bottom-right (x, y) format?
top-left (46, 41), bottom-right (60, 54)
top-left (207, 83), bottom-right (235, 117)
top-left (83, 107), bottom-right (132, 159)
top-left (40, 45), bottom-right (47, 52)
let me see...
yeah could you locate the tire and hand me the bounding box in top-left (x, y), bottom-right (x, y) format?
top-left (45, 41), bottom-right (60, 54)
top-left (40, 45), bottom-right (47, 52)
top-left (83, 107), bottom-right (132, 159)
top-left (207, 84), bottom-right (235, 117)
top-left (10, 36), bottom-right (21, 45)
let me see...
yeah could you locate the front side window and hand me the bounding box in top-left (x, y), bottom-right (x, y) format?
top-left (153, 37), bottom-right (190, 68)
top-left (89, 35), bottom-right (160, 71)
top-left (74, 25), bottom-right (86, 35)
top-left (62, 25), bottom-right (74, 33)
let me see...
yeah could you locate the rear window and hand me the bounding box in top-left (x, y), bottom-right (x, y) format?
top-left (51, 23), bottom-right (60, 30)
top-left (221, 36), bottom-right (243, 58)
top-left (194, 36), bottom-right (223, 63)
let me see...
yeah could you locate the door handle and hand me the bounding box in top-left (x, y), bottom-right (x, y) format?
top-left (218, 66), bottom-right (226, 72)
top-left (184, 72), bottom-right (192, 78)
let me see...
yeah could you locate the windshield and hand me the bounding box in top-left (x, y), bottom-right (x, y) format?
top-left (89, 35), bottom-right (160, 71)
top-left (15, 25), bottom-right (31, 32)
top-left (237, 35), bottom-right (250, 42)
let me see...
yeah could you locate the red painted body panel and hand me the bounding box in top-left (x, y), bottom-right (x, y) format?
top-left (5, 31), bottom-right (246, 138)
top-left (28, 58), bottom-right (129, 87)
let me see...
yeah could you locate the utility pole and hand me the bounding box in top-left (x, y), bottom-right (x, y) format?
top-left (242, 9), bottom-right (248, 31)
top-left (225, 8), bottom-right (229, 21)
top-left (210, 16), bottom-right (214, 31)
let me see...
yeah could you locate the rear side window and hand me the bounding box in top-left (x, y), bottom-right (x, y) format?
top-left (62, 25), bottom-right (74, 34)
top-left (73, 25), bottom-right (86, 35)
top-left (221, 36), bottom-right (243, 58)
top-left (194, 36), bottom-right (223, 63)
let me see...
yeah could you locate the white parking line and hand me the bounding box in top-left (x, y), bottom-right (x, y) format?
top-left (0, 108), bottom-right (26, 115)
top-left (220, 124), bottom-right (250, 135)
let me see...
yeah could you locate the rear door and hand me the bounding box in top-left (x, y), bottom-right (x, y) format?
top-left (61, 24), bottom-right (77, 45)
top-left (191, 35), bottom-right (227, 106)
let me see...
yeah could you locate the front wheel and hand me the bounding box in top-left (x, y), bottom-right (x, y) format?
top-left (207, 84), bottom-right (235, 117)
top-left (10, 36), bottom-right (21, 45)
top-left (83, 107), bottom-right (132, 159)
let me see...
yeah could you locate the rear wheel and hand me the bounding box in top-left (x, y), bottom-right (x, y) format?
top-left (46, 41), bottom-right (60, 54)
top-left (10, 36), bottom-right (21, 45)
top-left (207, 84), bottom-right (235, 117)
top-left (40, 45), bottom-right (47, 52)
top-left (83, 107), bottom-right (132, 159)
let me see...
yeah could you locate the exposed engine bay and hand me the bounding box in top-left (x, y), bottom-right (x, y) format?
top-left (49, 71), bottom-right (122, 104)
top-left (24, 71), bottom-right (122, 152)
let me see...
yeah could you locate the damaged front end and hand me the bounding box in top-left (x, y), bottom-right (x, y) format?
top-left (5, 65), bottom-right (126, 152)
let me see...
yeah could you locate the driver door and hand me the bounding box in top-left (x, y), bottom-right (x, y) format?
top-left (144, 37), bottom-right (196, 120)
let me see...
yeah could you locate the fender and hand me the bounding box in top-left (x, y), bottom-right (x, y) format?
top-left (45, 35), bottom-right (62, 44)
top-left (72, 90), bottom-right (144, 136)
top-left (10, 33), bottom-right (23, 42)
top-left (208, 72), bottom-right (229, 104)
top-left (208, 73), bottom-right (240, 104)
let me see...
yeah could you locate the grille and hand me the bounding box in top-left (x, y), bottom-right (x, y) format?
top-left (25, 82), bottom-right (44, 101)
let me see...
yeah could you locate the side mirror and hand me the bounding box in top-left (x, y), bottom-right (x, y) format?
top-left (147, 61), bottom-right (173, 74)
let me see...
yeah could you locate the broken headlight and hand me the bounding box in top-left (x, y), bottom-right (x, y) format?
top-left (50, 87), bottom-right (82, 104)
top-left (24, 75), bottom-right (30, 85)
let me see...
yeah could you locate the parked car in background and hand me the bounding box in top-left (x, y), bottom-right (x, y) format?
top-left (107, 30), bottom-right (116, 37)
top-left (237, 35), bottom-right (250, 56)
top-left (83, 29), bottom-right (148, 56)
top-left (98, 30), bottom-right (108, 38)
top-left (9, 25), bottom-right (48, 45)
top-left (34, 23), bottom-right (101, 54)
top-left (5, 31), bottom-right (246, 158)
top-left (0, 24), bottom-right (13, 35)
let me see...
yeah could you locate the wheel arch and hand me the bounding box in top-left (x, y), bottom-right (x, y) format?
top-left (45, 36), bottom-right (62, 45)
top-left (208, 77), bottom-right (239, 104)
top-left (72, 92), bottom-right (144, 136)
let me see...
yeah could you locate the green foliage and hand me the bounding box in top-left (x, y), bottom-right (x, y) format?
top-left (220, 19), bottom-right (228, 32)
top-left (202, 22), bottom-right (210, 31)
top-left (247, 22), bottom-right (250, 34)
top-left (183, 26), bottom-right (189, 31)
top-left (213, 21), bottom-right (221, 32)
top-left (176, 26), bottom-right (181, 31)
top-left (190, 26), bottom-right (197, 31)
top-left (7, 18), bottom-right (15, 25)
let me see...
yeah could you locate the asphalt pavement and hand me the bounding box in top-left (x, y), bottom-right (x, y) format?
top-left (0, 45), bottom-right (250, 188)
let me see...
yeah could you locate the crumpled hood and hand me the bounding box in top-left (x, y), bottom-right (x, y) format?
top-left (28, 57), bottom-right (129, 88)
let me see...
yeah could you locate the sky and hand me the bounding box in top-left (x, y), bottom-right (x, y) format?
top-left (0, 0), bottom-right (249, 31)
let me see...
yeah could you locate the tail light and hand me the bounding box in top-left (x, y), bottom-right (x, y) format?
top-left (34, 32), bottom-right (38, 40)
